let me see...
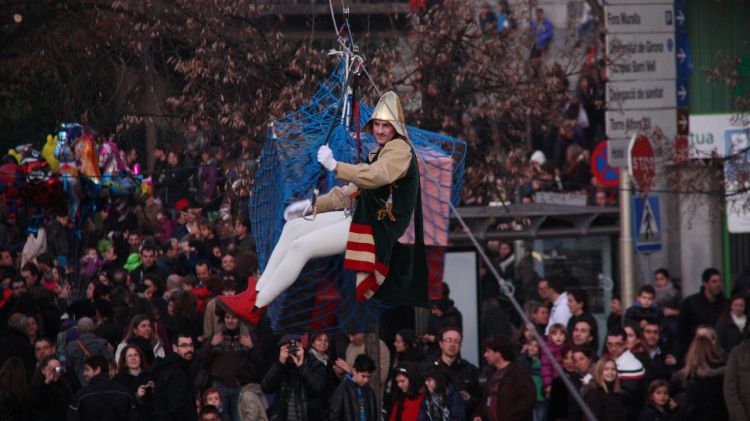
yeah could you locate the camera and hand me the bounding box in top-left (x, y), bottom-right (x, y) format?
top-left (54, 366), bottom-right (65, 374)
top-left (288, 340), bottom-right (299, 357)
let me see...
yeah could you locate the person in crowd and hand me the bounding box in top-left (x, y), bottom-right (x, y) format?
top-left (715, 294), bottom-right (748, 353)
top-left (671, 335), bottom-right (728, 419)
top-left (152, 332), bottom-right (198, 421)
top-left (199, 405), bottom-right (222, 421)
top-left (582, 357), bottom-right (624, 421)
top-left (540, 323), bottom-right (568, 397)
top-left (67, 355), bottom-right (134, 421)
top-left (641, 320), bottom-right (677, 381)
top-left (202, 389), bottom-right (230, 421)
top-left (524, 301), bottom-right (549, 335)
top-left (542, 274), bottom-right (571, 334)
top-left (33, 337), bottom-right (56, 366)
top-left (237, 361), bottom-right (269, 421)
top-left (388, 365), bottom-right (423, 421)
top-left (529, 7), bottom-right (553, 58)
top-left (260, 334), bottom-right (325, 421)
top-left (305, 331), bottom-right (339, 420)
top-left (0, 313), bottom-right (35, 381)
top-left (423, 299), bottom-right (463, 347)
top-left (115, 314), bottom-right (165, 367)
top-left (517, 339), bottom-right (545, 421)
top-left (677, 268), bottom-right (728, 360)
top-left (724, 336), bottom-right (750, 421)
top-left (420, 366), bottom-right (464, 421)
top-left (605, 327), bottom-right (645, 421)
top-left (566, 288), bottom-right (598, 350)
top-left (343, 330), bottom-right (390, 401)
top-left (572, 346), bottom-right (595, 386)
top-left (203, 311), bottom-right (262, 421)
top-left (329, 354), bottom-right (379, 421)
top-left (64, 317), bottom-right (114, 385)
top-left (385, 329), bottom-right (423, 418)
top-left (546, 346), bottom-right (579, 421)
top-left (652, 269), bottom-right (680, 346)
top-left (28, 355), bottom-right (74, 421)
top-left (0, 357), bottom-right (27, 421)
top-left (608, 295), bottom-right (624, 331)
top-left (478, 2), bottom-right (497, 35)
top-left (473, 335), bottom-right (535, 421)
top-left (625, 285), bottom-right (661, 329)
top-left (637, 379), bottom-right (681, 421)
top-left (113, 345), bottom-right (154, 421)
top-left (570, 319), bottom-right (597, 354)
top-left (419, 328), bottom-right (480, 418)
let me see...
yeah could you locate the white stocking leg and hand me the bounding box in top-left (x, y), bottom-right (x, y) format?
top-left (255, 211), bottom-right (351, 306)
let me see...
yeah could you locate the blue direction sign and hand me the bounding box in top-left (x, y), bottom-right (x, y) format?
top-left (632, 195), bottom-right (662, 253)
top-left (676, 79), bottom-right (689, 108)
top-left (674, 0), bottom-right (687, 34)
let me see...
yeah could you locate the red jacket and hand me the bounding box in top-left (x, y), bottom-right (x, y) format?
top-left (389, 395), bottom-right (424, 421)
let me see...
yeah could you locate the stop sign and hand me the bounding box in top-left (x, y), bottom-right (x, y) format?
top-left (629, 135), bottom-right (656, 192)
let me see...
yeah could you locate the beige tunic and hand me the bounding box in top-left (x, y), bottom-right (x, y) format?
top-left (314, 138), bottom-right (412, 213)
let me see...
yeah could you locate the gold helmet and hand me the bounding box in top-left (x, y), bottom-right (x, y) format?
top-left (364, 91), bottom-right (408, 141)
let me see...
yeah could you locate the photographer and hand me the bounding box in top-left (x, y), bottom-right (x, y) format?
top-left (113, 345), bottom-right (154, 421)
top-left (28, 355), bottom-right (73, 421)
top-left (260, 335), bottom-right (326, 421)
top-left (201, 312), bottom-right (262, 421)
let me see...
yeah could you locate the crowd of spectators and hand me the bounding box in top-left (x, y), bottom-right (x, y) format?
top-left (478, 235), bottom-right (750, 421)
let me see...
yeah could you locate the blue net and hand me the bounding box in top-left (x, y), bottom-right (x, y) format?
top-left (250, 59), bottom-right (467, 333)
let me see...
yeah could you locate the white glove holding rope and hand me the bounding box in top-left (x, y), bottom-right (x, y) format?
top-left (283, 199), bottom-right (312, 221)
top-left (317, 145), bottom-right (337, 171)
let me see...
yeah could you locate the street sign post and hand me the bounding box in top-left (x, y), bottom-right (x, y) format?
top-left (604, 4), bottom-right (675, 33)
top-left (629, 135), bottom-right (656, 193)
top-left (606, 33), bottom-right (676, 82)
top-left (606, 108), bottom-right (677, 141)
top-left (632, 195), bottom-right (663, 253)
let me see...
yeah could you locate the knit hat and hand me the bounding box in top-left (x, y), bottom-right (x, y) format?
top-left (123, 253), bottom-right (142, 272)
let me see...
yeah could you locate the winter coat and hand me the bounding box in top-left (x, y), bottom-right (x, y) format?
top-left (238, 383), bottom-right (268, 421)
top-left (64, 332), bottom-right (114, 385)
top-left (66, 373), bottom-right (134, 421)
top-left (417, 386), bottom-right (464, 421)
top-left (723, 339), bottom-right (750, 421)
top-left (582, 385), bottom-right (625, 421)
top-left (203, 328), bottom-right (263, 387)
top-left (45, 218), bottom-right (69, 260)
top-left (546, 370), bottom-right (582, 421)
top-left (152, 353), bottom-right (198, 421)
top-left (0, 389), bottom-right (24, 421)
top-left (614, 350), bottom-right (646, 421)
top-left (306, 352), bottom-right (340, 421)
top-left (113, 371), bottom-right (155, 421)
top-left (625, 303), bottom-right (661, 326)
top-left (28, 377), bottom-right (74, 421)
top-left (389, 395), bottom-right (424, 421)
top-left (418, 356), bottom-right (480, 417)
top-left (474, 362), bottom-right (535, 421)
top-left (0, 329), bottom-right (36, 381)
top-left (677, 288), bottom-right (728, 359)
top-left (540, 341), bottom-right (566, 387)
top-left (637, 402), bottom-right (682, 421)
top-left (260, 356), bottom-right (326, 421)
top-left (671, 364), bottom-right (728, 420)
top-left (329, 376), bottom-right (379, 421)
top-left (715, 317), bottom-right (749, 354)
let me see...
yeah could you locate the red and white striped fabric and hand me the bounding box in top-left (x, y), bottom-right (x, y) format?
top-left (344, 223), bottom-right (390, 301)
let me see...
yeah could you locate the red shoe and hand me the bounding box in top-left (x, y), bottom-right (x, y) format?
top-left (217, 276), bottom-right (264, 325)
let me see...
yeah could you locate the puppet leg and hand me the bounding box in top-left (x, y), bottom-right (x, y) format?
top-left (254, 212), bottom-right (351, 307)
top-left (256, 210), bottom-right (348, 291)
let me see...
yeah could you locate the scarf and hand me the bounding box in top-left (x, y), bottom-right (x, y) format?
top-left (311, 349), bottom-right (329, 365)
top-left (654, 281), bottom-right (679, 307)
top-left (423, 391), bottom-right (449, 421)
top-left (732, 313), bottom-right (747, 332)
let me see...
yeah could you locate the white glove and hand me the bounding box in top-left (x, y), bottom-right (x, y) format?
top-left (317, 145), bottom-right (337, 171)
top-left (283, 199), bottom-right (312, 221)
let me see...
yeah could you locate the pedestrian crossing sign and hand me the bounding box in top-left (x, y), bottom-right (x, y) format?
top-left (632, 195), bottom-right (662, 253)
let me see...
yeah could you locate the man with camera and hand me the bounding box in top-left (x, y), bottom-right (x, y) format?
top-left (202, 311), bottom-right (262, 421)
top-left (261, 335), bottom-right (326, 421)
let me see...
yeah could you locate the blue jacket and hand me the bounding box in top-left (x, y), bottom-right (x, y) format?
top-left (530, 19), bottom-right (553, 50)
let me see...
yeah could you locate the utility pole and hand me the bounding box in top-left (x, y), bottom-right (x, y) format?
top-left (619, 170), bottom-right (635, 308)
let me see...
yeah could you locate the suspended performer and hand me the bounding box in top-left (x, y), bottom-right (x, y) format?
top-left (219, 91), bottom-right (428, 324)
